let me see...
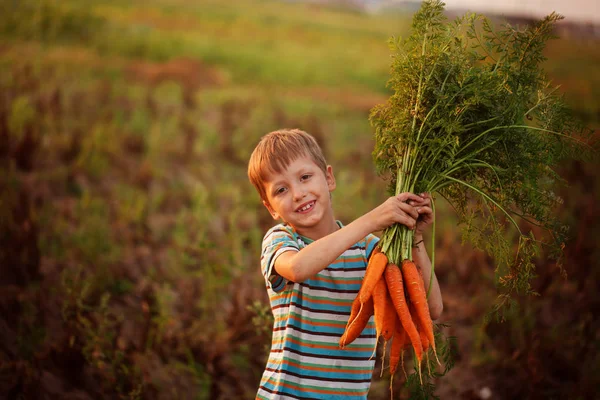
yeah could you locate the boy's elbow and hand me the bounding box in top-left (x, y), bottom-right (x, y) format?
top-left (288, 264), bottom-right (309, 283)
top-left (275, 252), bottom-right (308, 283)
top-left (280, 259), bottom-right (309, 283)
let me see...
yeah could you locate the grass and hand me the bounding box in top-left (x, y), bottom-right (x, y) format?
top-left (2, 0), bottom-right (409, 92)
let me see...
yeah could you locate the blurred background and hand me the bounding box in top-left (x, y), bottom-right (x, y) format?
top-left (0, 0), bottom-right (598, 399)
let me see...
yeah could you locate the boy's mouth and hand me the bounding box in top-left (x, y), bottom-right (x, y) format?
top-left (296, 200), bottom-right (315, 213)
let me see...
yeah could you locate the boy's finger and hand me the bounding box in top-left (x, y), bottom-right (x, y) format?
top-left (396, 215), bottom-right (416, 230)
top-left (414, 195), bottom-right (431, 204)
top-left (399, 202), bottom-right (419, 219)
top-left (416, 206), bottom-right (433, 216)
top-left (396, 192), bottom-right (422, 203)
top-left (411, 199), bottom-right (428, 207)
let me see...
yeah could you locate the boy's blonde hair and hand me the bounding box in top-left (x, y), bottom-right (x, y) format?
top-left (248, 129), bottom-right (327, 201)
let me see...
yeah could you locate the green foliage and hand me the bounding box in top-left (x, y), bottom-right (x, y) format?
top-left (114, 184), bottom-right (149, 229)
top-left (403, 323), bottom-right (457, 399)
top-left (0, 0), bottom-right (404, 92)
top-left (247, 300), bottom-right (274, 357)
top-left (8, 95), bottom-right (35, 140)
top-left (147, 282), bottom-right (176, 348)
top-left (183, 349), bottom-right (212, 399)
top-left (370, 0), bottom-right (595, 307)
top-left (60, 268), bottom-right (144, 398)
top-left (0, 0), bottom-right (105, 43)
top-left (17, 299), bottom-right (46, 361)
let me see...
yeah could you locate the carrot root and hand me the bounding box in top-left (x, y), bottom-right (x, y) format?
top-left (402, 259), bottom-right (439, 364)
top-left (379, 340), bottom-right (387, 377)
top-left (339, 296), bottom-right (374, 348)
top-left (385, 263), bottom-right (423, 362)
top-left (373, 277), bottom-right (388, 342)
top-left (358, 252), bottom-right (388, 304)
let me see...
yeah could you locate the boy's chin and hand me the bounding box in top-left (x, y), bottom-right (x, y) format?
top-left (291, 213), bottom-right (329, 229)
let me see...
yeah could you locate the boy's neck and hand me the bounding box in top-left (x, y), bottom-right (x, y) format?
top-left (292, 215), bottom-right (339, 241)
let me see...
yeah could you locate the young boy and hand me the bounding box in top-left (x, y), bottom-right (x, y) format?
top-left (248, 129), bottom-right (443, 399)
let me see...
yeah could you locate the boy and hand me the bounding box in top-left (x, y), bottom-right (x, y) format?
top-left (248, 129), bottom-right (442, 399)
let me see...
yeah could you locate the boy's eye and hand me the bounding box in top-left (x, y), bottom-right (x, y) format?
top-left (301, 174), bottom-right (311, 181)
top-left (274, 187), bottom-right (286, 195)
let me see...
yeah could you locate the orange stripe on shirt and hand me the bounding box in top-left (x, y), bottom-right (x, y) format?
top-left (272, 333), bottom-right (376, 351)
top-left (311, 274), bottom-right (363, 285)
top-left (272, 292), bottom-right (352, 307)
top-left (279, 358), bottom-right (373, 374)
top-left (275, 313), bottom-right (347, 328)
top-left (260, 376), bottom-right (370, 396)
top-left (333, 255), bottom-right (367, 264)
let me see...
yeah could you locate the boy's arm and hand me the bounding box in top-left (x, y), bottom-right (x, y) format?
top-left (273, 192), bottom-right (423, 284)
top-left (412, 234), bottom-right (443, 320)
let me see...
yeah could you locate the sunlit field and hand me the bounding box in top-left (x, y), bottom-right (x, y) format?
top-left (1, 0), bottom-right (599, 398)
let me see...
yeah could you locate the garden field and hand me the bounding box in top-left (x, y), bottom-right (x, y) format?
top-left (0, 0), bottom-right (599, 399)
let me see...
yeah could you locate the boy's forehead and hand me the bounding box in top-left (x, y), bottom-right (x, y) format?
top-left (262, 155), bottom-right (320, 183)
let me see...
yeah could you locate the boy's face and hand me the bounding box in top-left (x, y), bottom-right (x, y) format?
top-left (262, 155), bottom-right (336, 235)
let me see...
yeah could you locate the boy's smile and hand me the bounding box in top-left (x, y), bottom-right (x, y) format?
top-left (262, 156), bottom-right (337, 239)
top-left (296, 200), bottom-right (315, 213)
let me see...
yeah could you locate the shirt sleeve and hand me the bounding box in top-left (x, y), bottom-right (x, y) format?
top-left (365, 233), bottom-right (380, 261)
top-left (260, 226), bottom-right (300, 292)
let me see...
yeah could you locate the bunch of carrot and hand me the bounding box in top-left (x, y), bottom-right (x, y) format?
top-left (339, 247), bottom-right (439, 384)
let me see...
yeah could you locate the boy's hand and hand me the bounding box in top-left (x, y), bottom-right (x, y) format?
top-left (367, 192), bottom-right (423, 232)
top-left (409, 193), bottom-right (433, 236)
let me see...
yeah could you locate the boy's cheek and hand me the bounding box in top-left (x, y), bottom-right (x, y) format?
top-left (262, 200), bottom-right (280, 220)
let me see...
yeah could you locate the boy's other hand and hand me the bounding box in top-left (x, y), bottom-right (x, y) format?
top-left (367, 192), bottom-right (423, 232)
top-left (409, 193), bottom-right (433, 236)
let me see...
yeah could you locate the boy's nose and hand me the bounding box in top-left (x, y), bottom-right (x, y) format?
top-left (293, 188), bottom-right (307, 201)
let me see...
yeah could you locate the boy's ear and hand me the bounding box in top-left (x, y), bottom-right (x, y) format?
top-left (262, 200), bottom-right (280, 220)
top-left (326, 165), bottom-right (336, 191)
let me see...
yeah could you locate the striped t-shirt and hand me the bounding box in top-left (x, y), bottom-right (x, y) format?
top-left (257, 222), bottom-right (380, 400)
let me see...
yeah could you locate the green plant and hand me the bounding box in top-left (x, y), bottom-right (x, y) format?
top-left (370, 0), bottom-right (594, 309)
top-left (61, 268), bottom-right (144, 399)
top-left (247, 300), bottom-right (274, 360)
top-left (369, 0), bottom-right (595, 395)
top-left (0, 0), bottom-right (105, 43)
top-left (402, 324), bottom-right (457, 400)
top-left (16, 299), bottom-right (46, 361)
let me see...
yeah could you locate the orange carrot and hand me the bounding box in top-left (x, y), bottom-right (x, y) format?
top-left (412, 303), bottom-right (434, 377)
top-left (402, 259), bottom-right (438, 362)
top-left (389, 317), bottom-right (409, 376)
top-left (389, 334), bottom-right (402, 377)
top-left (373, 277), bottom-right (388, 342)
top-left (411, 303), bottom-right (429, 352)
top-left (358, 251), bottom-right (388, 304)
top-left (384, 263), bottom-right (423, 364)
top-left (374, 278), bottom-right (395, 370)
top-left (371, 246), bottom-right (381, 257)
top-left (343, 247), bottom-right (380, 330)
top-left (382, 290), bottom-right (396, 342)
top-left (418, 321), bottom-right (430, 352)
top-left (388, 317), bottom-right (410, 397)
top-left (346, 295), bottom-right (361, 328)
top-left (339, 296), bottom-right (374, 348)
top-left (341, 295), bottom-right (361, 346)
